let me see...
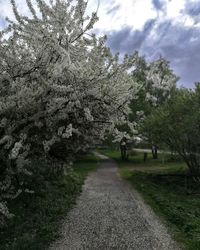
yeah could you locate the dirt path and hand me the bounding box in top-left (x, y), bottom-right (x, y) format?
top-left (49, 153), bottom-right (179, 250)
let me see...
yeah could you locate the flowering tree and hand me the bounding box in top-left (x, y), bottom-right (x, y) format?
top-left (130, 55), bottom-right (178, 117)
top-left (0, 0), bottom-right (139, 220)
top-left (111, 54), bottom-right (178, 146)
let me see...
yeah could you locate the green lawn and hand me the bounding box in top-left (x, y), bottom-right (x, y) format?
top-left (0, 154), bottom-right (98, 250)
top-left (100, 149), bottom-right (200, 250)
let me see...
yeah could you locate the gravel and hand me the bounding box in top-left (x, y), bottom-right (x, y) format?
top-left (49, 153), bottom-right (180, 250)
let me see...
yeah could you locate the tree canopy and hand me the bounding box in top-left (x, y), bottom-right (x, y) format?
top-left (0, 0), bottom-right (141, 220)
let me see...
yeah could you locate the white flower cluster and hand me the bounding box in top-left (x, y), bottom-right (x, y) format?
top-left (0, 118), bottom-right (7, 128)
top-left (34, 121), bottom-right (43, 128)
top-left (57, 124), bottom-right (73, 138)
top-left (24, 189), bottom-right (34, 194)
top-left (146, 58), bottom-right (178, 92)
top-left (112, 129), bottom-right (131, 143)
top-left (84, 107), bottom-right (94, 122)
top-left (62, 124), bottom-right (73, 139)
top-left (58, 126), bottom-right (65, 136)
top-left (43, 136), bottom-right (58, 152)
top-left (0, 202), bottom-right (14, 219)
top-left (0, 176), bottom-right (11, 191)
top-left (10, 141), bottom-right (23, 160)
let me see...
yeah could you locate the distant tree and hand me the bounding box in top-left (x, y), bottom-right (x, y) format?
top-left (129, 55), bottom-right (178, 123)
top-left (103, 54), bottom-right (179, 150)
top-left (120, 137), bottom-right (127, 160)
top-left (143, 84), bottom-right (200, 174)
top-left (117, 54), bottom-right (179, 149)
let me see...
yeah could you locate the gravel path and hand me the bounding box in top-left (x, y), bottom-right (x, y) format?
top-left (49, 153), bottom-right (179, 250)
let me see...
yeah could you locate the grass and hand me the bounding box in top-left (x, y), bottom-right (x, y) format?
top-left (100, 149), bottom-right (200, 250)
top-left (74, 154), bottom-right (100, 177)
top-left (99, 149), bottom-right (186, 172)
top-left (0, 154), bottom-right (98, 250)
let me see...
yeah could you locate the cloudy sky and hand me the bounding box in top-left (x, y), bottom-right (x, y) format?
top-left (1, 0), bottom-right (200, 88)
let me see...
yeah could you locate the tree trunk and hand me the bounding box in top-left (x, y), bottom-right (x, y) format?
top-left (120, 146), bottom-right (127, 160)
top-left (152, 145), bottom-right (158, 159)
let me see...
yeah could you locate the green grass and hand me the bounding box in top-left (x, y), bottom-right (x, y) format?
top-left (99, 149), bottom-right (186, 172)
top-left (74, 154), bottom-right (99, 177)
top-left (0, 154), bottom-right (98, 250)
top-left (101, 149), bottom-right (200, 250)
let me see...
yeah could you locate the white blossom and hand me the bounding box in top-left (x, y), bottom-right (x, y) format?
top-left (84, 107), bottom-right (94, 121)
top-left (10, 141), bottom-right (22, 159)
top-left (0, 202), bottom-right (14, 219)
top-left (62, 124), bottom-right (73, 139)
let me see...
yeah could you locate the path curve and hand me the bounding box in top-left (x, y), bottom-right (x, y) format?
top-left (49, 153), bottom-right (179, 250)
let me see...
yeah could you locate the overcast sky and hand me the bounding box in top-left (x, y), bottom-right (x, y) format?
top-left (1, 0), bottom-right (200, 88)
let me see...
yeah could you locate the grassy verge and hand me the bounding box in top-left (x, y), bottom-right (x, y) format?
top-left (98, 149), bottom-right (186, 172)
top-left (101, 149), bottom-right (200, 250)
top-left (0, 154), bottom-right (98, 250)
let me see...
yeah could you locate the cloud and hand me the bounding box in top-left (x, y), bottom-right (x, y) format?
top-left (0, 0), bottom-right (43, 26)
top-left (185, 1), bottom-right (200, 16)
top-left (107, 19), bottom-right (156, 54)
top-left (90, 0), bottom-right (157, 32)
top-left (106, 4), bottom-right (120, 15)
top-left (151, 0), bottom-right (164, 11)
top-left (105, 9), bottom-right (200, 88)
top-left (0, 1), bottom-right (14, 23)
top-left (184, 1), bottom-right (200, 24)
top-left (0, 18), bottom-right (6, 29)
top-left (141, 20), bottom-right (200, 87)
